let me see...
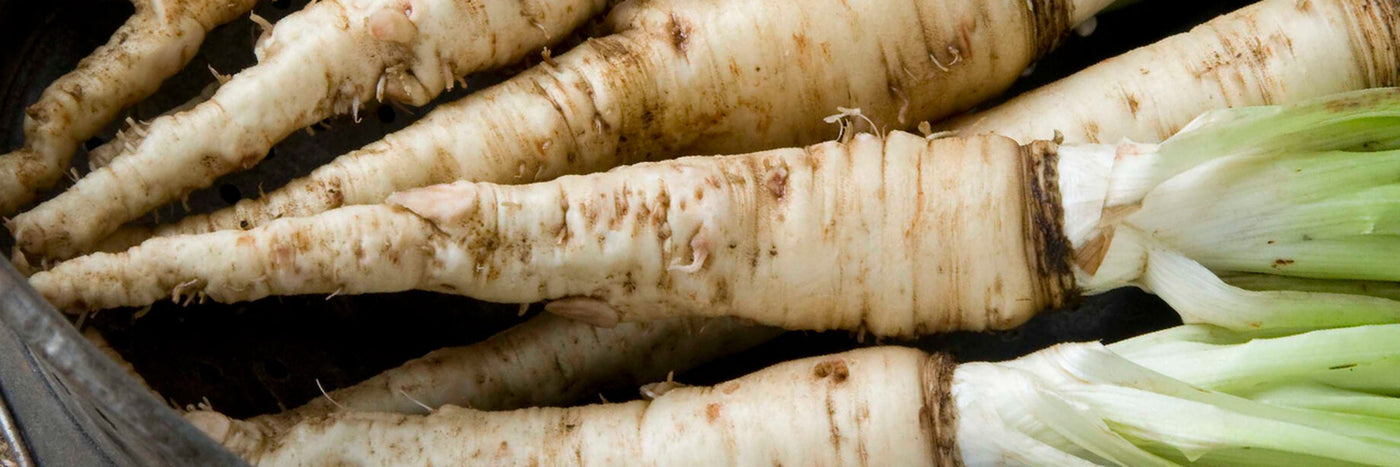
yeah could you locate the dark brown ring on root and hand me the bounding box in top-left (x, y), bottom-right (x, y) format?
top-left (921, 352), bottom-right (962, 467)
top-left (1345, 0), bottom-right (1400, 90)
top-left (1026, 0), bottom-right (1074, 60)
top-left (1020, 140), bottom-right (1078, 311)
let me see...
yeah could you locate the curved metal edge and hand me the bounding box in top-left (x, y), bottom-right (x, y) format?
top-left (0, 260), bottom-right (246, 466)
top-left (0, 385), bottom-right (35, 467)
top-left (0, 292), bottom-right (112, 466)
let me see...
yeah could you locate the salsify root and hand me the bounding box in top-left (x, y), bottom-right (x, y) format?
top-left (31, 134), bottom-right (1070, 335)
top-left (9, 0), bottom-right (615, 259)
top-left (32, 90), bottom-right (1400, 336)
top-left (185, 314), bottom-right (781, 458)
top-left (213, 346), bottom-right (958, 466)
top-left (204, 323), bottom-right (1400, 465)
top-left (946, 0), bottom-right (1400, 145)
top-left (0, 0), bottom-right (259, 215)
top-left (89, 0), bottom-right (1400, 258)
top-left (32, 204), bottom-right (439, 309)
top-left (74, 0), bottom-right (1113, 259)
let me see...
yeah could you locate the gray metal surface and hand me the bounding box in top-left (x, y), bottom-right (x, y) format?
top-left (0, 0), bottom-right (1248, 464)
top-left (0, 260), bottom-right (245, 465)
top-left (0, 375), bottom-right (31, 467)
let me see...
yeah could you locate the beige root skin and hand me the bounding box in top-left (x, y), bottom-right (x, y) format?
top-left (87, 81), bottom-right (223, 169)
top-left (404, 132), bottom-right (1072, 336)
top-left (204, 347), bottom-right (956, 466)
top-left (0, 0), bottom-right (258, 215)
top-left (186, 315), bottom-right (782, 461)
top-left (11, 0), bottom-right (612, 259)
top-left (104, 0), bottom-right (1110, 252)
top-left (946, 0), bottom-right (1400, 145)
top-left (33, 132), bottom-right (1073, 337)
top-left (30, 205), bottom-right (438, 310)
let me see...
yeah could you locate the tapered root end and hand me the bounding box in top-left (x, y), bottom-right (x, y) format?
top-left (26, 269), bottom-right (81, 313)
top-left (0, 149), bottom-right (45, 215)
top-left (25, 248), bottom-right (165, 313)
top-left (185, 410), bottom-right (273, 461)
top-left (9, 216), bottom-right (75, 270)
top-left (8, 248), bottom-right (34, 277)
top-left (185, 410), bottom-right (235, 442)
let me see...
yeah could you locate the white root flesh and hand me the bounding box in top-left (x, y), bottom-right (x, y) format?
top-left (945, 0), bottom-right (1400, 145)
top-left (11, 0), bottom-right (614, 259)
top-left (97, 0), bottom-right (1115, 255)
top-left (0, 0), bottom-right (259, 215)
top-left (185, 314), bottom-right (781, 461)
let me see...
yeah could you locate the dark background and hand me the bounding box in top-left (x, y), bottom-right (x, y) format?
top-left (0, 0), bottom-right (1252, 442)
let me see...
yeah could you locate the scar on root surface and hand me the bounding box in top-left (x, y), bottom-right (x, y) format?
top-left (545, 297), bottom-right (620, 327)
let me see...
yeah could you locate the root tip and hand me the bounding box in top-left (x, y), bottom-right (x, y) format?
top-left (184, 411), bottom-right (234, 442)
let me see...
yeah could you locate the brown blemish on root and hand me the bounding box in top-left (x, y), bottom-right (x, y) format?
top-left (812, 360), bottom-right (849, 383)
top-left (705, 403), bottom-right (721, 423)
top-left (1081, 121), bottom-right (1100, 144)
top-left (1026, 0), bottom-right (1073, 58)
top-left (668, 13), bottom-right (690, 56)
top-left (765, 166), bottom-right (788, 199)
top-left (792, 33), bottom-right (810, 54)
top-left (826, 393), bottom-right (842, 453)
top-left (712, 279), bottom-right (730, 305)
top-left (1019, 141), bottom-right (1077, 311)
top-left (920, 353), bottom-right (962, 466)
